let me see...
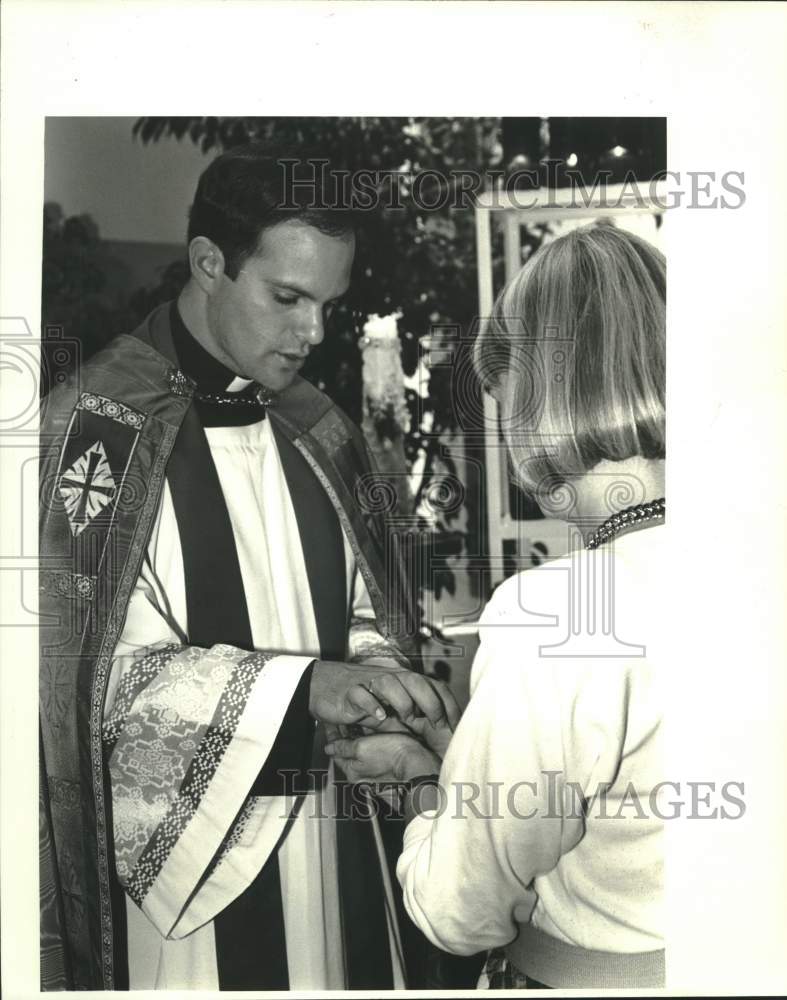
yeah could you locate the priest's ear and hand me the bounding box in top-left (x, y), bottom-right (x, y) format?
top-left (188, 237), bottom-right (227, 294)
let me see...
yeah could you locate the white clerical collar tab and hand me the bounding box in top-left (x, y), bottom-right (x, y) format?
top-left (226, 376), bottom-right (253, 393)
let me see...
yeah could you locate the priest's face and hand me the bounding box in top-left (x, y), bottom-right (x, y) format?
top-left (206, 219), bottom-right (355, 392)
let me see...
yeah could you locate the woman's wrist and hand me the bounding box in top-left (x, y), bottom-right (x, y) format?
top-left (396, 744), bottom-right (441, 783)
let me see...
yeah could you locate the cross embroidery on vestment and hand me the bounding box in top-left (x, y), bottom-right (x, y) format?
top-left (58, 440), bottom-right (117, 536)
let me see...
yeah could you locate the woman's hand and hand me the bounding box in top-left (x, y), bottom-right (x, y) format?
top-left (367, 711), bottom-right (456, 759)
top-left (398, 711), bottom-right (457, 758)
top-left (324, 732), bottom-right (441, 785)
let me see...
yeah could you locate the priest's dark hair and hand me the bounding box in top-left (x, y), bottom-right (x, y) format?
top-left (187, 142), bottom-right (356, 281)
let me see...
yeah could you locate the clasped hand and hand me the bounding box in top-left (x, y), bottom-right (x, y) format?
top-left (309, 659), bottom-right (459, 783)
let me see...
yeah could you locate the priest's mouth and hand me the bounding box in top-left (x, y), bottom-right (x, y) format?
top-left (277, 352), bottom-right (308, 367)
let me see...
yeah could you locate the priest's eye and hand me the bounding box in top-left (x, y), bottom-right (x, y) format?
top-left (273, 292), bottom-right (299, 306)
top-left (324, 298), bottom-right (345, 321)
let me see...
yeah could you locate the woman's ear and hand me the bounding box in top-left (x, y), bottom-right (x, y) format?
top-left (188, 236), bottom-right (226, 294)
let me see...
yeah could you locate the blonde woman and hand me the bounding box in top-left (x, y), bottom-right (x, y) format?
top-left (326, 223), bottom-right (666, 990)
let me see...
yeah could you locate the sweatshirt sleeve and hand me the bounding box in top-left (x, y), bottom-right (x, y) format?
top-left (395, 572), bottom-right (590, 955)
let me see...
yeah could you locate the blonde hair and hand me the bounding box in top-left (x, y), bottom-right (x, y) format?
top-left (474, 221), bottom-right (665, 498)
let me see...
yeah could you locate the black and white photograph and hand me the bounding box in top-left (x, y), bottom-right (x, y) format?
top-left (1, 3), bottom-right (786, 998)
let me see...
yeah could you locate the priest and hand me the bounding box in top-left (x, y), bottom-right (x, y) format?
top-left (39, 143), bottom-right (456, 990)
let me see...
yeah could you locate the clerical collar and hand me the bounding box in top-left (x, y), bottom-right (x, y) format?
top-left (169, 301), bottom-right (267, 427)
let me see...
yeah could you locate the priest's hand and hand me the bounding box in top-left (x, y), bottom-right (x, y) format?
top-left (324, 731), bottom-right (440, 785)
top-left (360, 674), bottom-right (459, 756)
top-left (309, 660), bottom-right (454, 731)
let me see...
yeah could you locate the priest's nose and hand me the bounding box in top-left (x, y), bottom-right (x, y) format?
top-left (299, 305), bottom-right (325, 347)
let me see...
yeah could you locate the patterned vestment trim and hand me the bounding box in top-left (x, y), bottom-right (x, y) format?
top-left (40, 571), bottom-right (96, 602)
top-left (101, 643), bottom-right (182, 751)
top-left (90, 419), bottom-right (180, 987)
top-left (118, 648), bottom-right (274, 905)
top-left (76, 392), bottom-right (146, 430)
